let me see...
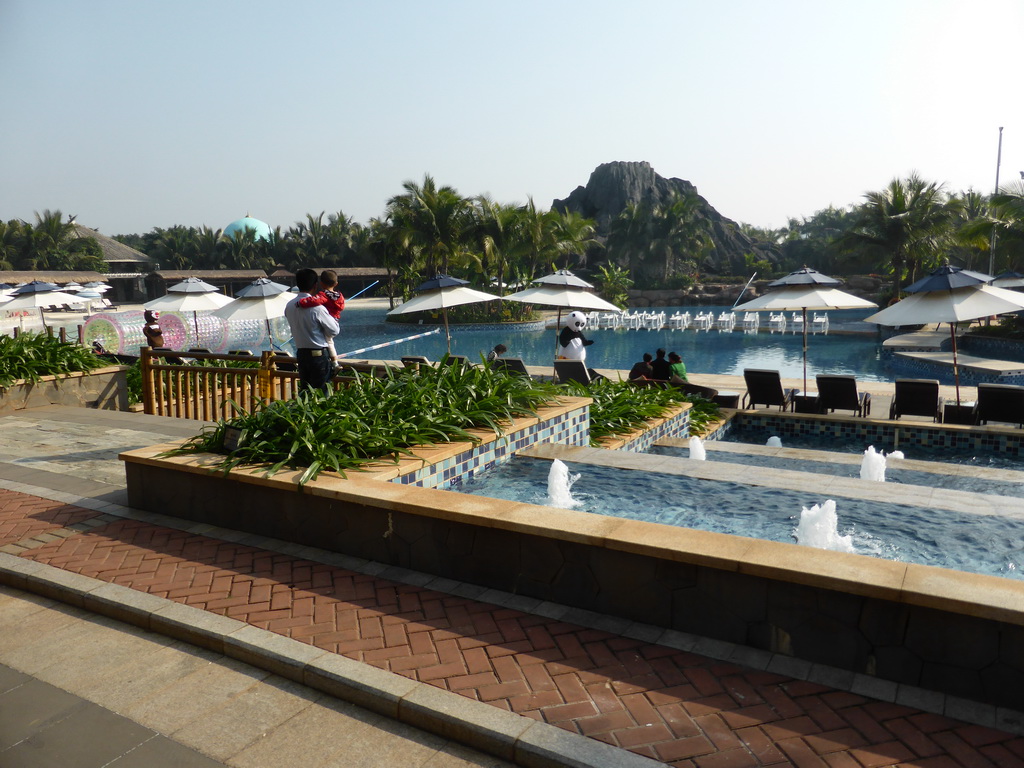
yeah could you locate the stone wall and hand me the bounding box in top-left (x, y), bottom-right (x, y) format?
top-left (0, 366), bottom-right (129, 415)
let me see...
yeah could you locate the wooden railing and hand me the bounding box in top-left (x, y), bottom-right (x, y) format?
top-left (140, 347), bottom-right (391, 420)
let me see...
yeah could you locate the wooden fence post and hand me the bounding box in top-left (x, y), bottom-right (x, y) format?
top-left (259, 351), bottom-right (275, 402)
top-left (141, 346), bottom-right (156, 415)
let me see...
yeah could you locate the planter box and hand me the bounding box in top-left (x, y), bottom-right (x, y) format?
top-left (0, 366), bottom-right (129, 415)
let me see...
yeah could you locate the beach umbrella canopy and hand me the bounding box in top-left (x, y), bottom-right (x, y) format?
top-left (532, 269), bottom-right (596, 289)
top-left (144, 290), bottom-right (233, 343)
top-left (386, 275), bottom-right (501, 353)
top-left (991, 271), bottom-right (1024, 289)
top-left (865, 281), bottom-right (1024, 405)
top-left (212, 289), bottom-right (293, 351)
top-left (212, 291), bottom-right (293, 323)
top-left (503, 270), bottom-right (623, 358)
top-left (167, 276), bottom-right (220, 294)
top-left (767, 266), bottom-right (842, 288)
top-left (903, 264), bottom-right (992, 293)
top-left (1, 287), bottom-right (83, 328)
top-left (234, 277), bottom-right (290, 298)
top-left (734, 270), bottom-right (877, 393)
top-left (12, 280), bottom-right (59, 294)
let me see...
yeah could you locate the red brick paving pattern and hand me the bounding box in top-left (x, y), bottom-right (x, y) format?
top-left (5, 490), bottom-right (1024, 767)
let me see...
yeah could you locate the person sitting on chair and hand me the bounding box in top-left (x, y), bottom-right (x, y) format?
top-left (668, 351), bottom-right (688, 383)
top-left (486, 343), bottom-right (507, 362)
top-left (650, 348), bottom-right (672, 380)
top-left (628, 352), bottom-right (654, 380)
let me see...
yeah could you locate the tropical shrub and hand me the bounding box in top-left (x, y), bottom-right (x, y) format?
top-left (0, 332), bottom-right (107, 387)
top-left (166, 360), bottom-right (563, 483)
top-left (166, 365), bottom-right (719, 482)
top-left (561, 379), bottom-right (720, 442)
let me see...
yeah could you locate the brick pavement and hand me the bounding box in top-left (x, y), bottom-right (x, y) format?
top-left (2, 488), bottom-right (1023, 767)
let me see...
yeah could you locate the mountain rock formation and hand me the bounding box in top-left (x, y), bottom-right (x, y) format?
top-left (552, 161), bottom-right (777, 275)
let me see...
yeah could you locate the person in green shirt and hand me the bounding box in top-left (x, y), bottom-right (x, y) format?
top-left (668, 351), bottom-right (687, 383)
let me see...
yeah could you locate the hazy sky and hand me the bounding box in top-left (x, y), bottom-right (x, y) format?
top-left (3, 0), bottom-right (1022, 237)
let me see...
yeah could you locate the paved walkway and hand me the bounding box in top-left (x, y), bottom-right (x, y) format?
top-left (1, 405), bottom-right (1023, 767)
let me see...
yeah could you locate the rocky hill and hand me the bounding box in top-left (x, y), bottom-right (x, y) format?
top-left (552, 161), bottom-right (778, 275)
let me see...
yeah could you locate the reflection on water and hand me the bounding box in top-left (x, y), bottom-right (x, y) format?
top-left (337, 303), bottom-right (890, 382)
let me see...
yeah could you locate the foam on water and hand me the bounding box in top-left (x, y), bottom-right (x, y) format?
top-left (688, 436), bottom-right (707, 461)
top-left (860, 446), bottom-right (886, 482)
top-left (546, 459), bottom-right (582, 508)
top-left (793, 499), bottom-right (855, 552)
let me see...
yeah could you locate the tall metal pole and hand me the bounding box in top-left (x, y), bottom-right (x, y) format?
top-left (989, 126), bottom-right (1004, 276)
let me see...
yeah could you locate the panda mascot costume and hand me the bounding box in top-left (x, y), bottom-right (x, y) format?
top-left (557, 311), bottom-right (605, 381)
top-left (558, 311), bottom-right (593, 361)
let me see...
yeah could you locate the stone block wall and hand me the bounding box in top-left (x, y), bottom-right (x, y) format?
top-left (0, 367), bottom-right (128, 415)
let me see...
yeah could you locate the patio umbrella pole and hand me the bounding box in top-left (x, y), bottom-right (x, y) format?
top-left (443, 309), bottom-right (451, 354)
top-left (802, 307), bottom-right (808, 394)
top-left (950, 322), bottom-right (961, 407)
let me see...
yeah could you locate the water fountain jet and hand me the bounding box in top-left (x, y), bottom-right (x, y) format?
top-left (794, 499), bottom-right (854, 552)
top-left (688, 436), bottom-right (706, 461)
top-left (546, 459), bottom-right (582, 509)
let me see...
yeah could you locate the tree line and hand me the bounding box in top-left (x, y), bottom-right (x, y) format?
top-left (5, 173), bottom-right (1024, 306)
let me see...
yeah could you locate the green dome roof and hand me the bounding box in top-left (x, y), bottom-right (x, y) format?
top-left (223, 215), bottom-right (271, 241)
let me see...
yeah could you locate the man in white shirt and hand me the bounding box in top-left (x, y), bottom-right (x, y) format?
top-left (285, 268), bottom-right (340, 394)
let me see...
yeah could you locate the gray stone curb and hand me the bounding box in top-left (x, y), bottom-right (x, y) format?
top-left (0, 554), bottom-right (663, 767)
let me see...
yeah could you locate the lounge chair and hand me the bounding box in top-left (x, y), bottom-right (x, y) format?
top-left (554, 360), bottom-right (603, 386)
top-left (676, 380), bottom-right (719, 401)
top-left (490, 357), bottom-right (530, 376)
top-left (889, 378), bottom-right (942, 422)
top-left (741, 369), bottom-right (798, 411)
top-left (816, 375), bottom-right (871, 417)
top-left (401, 355), bottom-right (431, 367)
top-left (974, 383), bottom-right (1024, 428)
top-left (442, 354), bottom-right (470, 367)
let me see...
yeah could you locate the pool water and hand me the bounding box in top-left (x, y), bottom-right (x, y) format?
top-left (337, 303), bottom-right (892, 381)
top-left (723, 428), bottom-right (1024, 470)
top-left (453, 457), bottom-right (1024, 580)
top-left (649, 444), bottom-right (1024, 496)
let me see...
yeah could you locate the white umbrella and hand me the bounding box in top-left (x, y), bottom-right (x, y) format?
top-left (2, 286), bottom-right (85, 328)
top-left (865, 282), bottom-right (1024, 405)
top-left (503, 270), bottom-right (622, 358)
top-left (733, 269), bottom-right (878, 394)
top-left (211, 291), bottom-right (294, 351)
top-left (144, 290), bottom-right (233, 342)
top-left (387, 275), bottom-right (500, 354)
top-left (991, 271), bottom-right (1024, 289)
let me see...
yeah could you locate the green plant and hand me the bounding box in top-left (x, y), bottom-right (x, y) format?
top-left (165, 360), bottom-right (563, 484)
top-left (561, 379), bottom-right (720, 443)
top-left (123, 359), bottom-right (142, 405)
top-left (0, 332), bottom-right (107, 387)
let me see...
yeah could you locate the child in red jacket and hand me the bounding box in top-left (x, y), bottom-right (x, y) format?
top-left (299, 270), bottom-right (345, 365)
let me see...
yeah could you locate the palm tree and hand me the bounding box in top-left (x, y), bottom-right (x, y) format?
top-left (386, 175), bottom-right (472, 275)
top-left (607, 201), bottom-right (654, 285)
top-left (984, 182), bottom-right (1024, 270)
top-left (547, 209), bottom-right (600, 270)
top-left (838, 174), bottom-right (957, 298)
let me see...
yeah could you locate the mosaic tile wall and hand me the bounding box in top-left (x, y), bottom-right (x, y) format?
top-left (728, 412), bottom-right (1024, 456)
top-left (959, 335), bottom-right (1024, 363)
top-left (887, 352), bottom-right (1024, 387)
top-left (393, 403), bottom-right (591, 489)
top-left (613, 408), bottom-right (690, 453)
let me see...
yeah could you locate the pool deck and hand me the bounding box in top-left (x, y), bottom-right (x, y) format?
top-left (2, 400), bottom-right (1024, 767)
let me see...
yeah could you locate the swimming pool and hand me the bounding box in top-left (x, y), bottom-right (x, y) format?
top-left (650, 443), bottom-right (1024, 495)
top-left (453, 456), bottom-right (1024, 580)
top-left (336, 303), bottom-right (892, 381)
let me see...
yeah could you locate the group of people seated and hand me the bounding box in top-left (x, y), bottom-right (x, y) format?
top-left (628, 348), bottom-right (687, 384)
